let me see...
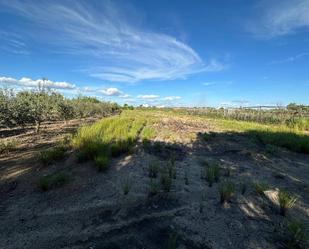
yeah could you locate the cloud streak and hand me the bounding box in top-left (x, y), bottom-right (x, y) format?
top-left (0, 76), bottom-right (75, 89)
top-left (0, 0), bottom-right (223, 83)
top-left (269, 53), bottom-right (308, 64)
top-left (248, 0), bottom-right (309, 38)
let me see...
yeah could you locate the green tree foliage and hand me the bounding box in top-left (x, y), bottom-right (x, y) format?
top-left (0, 88), bottom-right (120, 132)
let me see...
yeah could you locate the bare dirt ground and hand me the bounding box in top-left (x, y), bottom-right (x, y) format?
top-left (0, 116), bottom-right (308, 249)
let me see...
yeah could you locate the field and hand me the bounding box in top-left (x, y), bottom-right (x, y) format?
top-left (1, 109), bottom-right (309, 249)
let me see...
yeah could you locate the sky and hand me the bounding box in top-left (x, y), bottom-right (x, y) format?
top-left (0, 0), bottom-right (308, 107)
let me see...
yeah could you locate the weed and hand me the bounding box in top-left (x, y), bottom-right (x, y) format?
top-left (161, 171), bottom-right (172, 192)
top-left (148, 179), bottom-right (159, 196)
top-left (184, 170), bottom-right (189, 185)
top-left (282, 219), bottom-right (308, 249)
top-left (219, 181), bottom-right (235, 204)
top-left (278, 191), bottom-right (297, 216)
top-left (225, 166), bottom-right (232, 177)
top-left (39, 145), bottom-right (66, 165)
top-left (266, 144), bottom-right (277, 154)
top-left (252, 181), bottom-right (269, 196)
top-left (202, 132), bottom-right (210, 141)
top-left (206, 167), bottom-right (215, 187)
top-left (148, 160), bottom-right (159, 178)
top-left (213, 164), bottom-right (220, 182)
top-left (240, 181), bottom-right (247, 195)
top-left (165, 232), bottom-right (178, 249)
top-left (94, 154), bottom-right (109, 171)
top-left (38, 172), bottom-right (69, 191)
top-left (0, 139), bottom-right (18, 154)
top-left (122, 177), bottom-right (132, 195)
top-left (168, 159), bottom-right (176, 179)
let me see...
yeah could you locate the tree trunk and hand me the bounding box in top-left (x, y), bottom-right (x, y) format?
top-left (35, 120), bottom-right (41, 133)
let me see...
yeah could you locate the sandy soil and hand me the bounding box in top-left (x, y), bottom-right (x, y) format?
top-left (0, 116), bottom-right (308, 249)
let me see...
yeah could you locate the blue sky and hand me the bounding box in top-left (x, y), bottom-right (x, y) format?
top-left (0, 0), bottom-right (308, 107)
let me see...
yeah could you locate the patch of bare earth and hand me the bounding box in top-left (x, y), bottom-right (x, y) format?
top-left (0, 116), bottom-right (308, 249)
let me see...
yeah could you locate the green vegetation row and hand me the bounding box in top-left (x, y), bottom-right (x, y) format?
top-left (72, 112), bottom-right (156, 170)
top-left (152, 104), bottom-right (309, 131)
top-left (0, 88), bottom-right (120, 132)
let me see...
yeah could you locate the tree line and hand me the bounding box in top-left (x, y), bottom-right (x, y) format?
top-left (0, 88), bottom-right (120, 132)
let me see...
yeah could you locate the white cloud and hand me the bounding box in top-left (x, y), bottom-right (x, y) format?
top-left (0, 1), bottom-right (226, 83)
top-left (0, 76), bottom-right (75, 89)
top-left (269, 53), bottom-right (308, 64)
top-left (248, 0), bottom-right (309, 38)
top-left (141, 104), bottom-right (150, 107)
top-left (119, 94), bottom-right (130, 98)
top-left (164, 96), bottom-right (181, 101)
top-left (137, 94), bottom-right (160, 100)
top-left (203, 80), bottom-right (233, 86)
top-left (99, 87), bottom-right (122, 96)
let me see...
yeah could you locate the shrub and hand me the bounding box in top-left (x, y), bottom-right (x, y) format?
top-left (278, 191), bottom-right (297, 216)
top-left (38, 172), bottom-right (69, 191)
top-left (39, 145), bottom-right (66, 165)
top-left (94, 154), bottom-right (109, 171)
top-left (283, 219), bottom-right (308, 249)
top-left (148, 160), bottom-right (159, 178)
top-left (219, 181), bottom-right (235, 204)
top-left (0, 139), bottom-right (18, 154)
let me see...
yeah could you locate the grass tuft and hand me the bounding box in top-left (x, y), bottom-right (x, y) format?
top-left (148, 179), bottom-right (159, 196)
top-left (39, 145), bottom-right (66, 166)
top-left (282, 219), bottom-right (308, 249)
top-left (278, 190), bottom-right (297, 216)
top-left (94, 154), bottom-right (109, 171)
top-left (219, 181), bottom-right (235, 204)
top-left (148, 160), bottom-right (159, 178)
top-left (38, 172), bottom-right (69, 191)
top-left (252, 181), bottom-right (269, 196)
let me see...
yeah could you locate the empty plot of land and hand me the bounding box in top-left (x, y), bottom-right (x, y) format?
top-left (0, 110), bottom-right (308, 249)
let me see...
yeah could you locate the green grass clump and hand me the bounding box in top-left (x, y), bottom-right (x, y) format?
top-left (252, 181), bottom-right (269, 196)
top-left (283, 219), bottom-right (308, 249)
top-left (39, 145), bottom-right (66, 165)
top-left (38, 172), bottom-right (69, 191)
top-left (240, 181), bottom-right (247, 195)
top-left (94, 154), bottom-right (109, 171)
top-left (122, 177), bottom-right (132, 195)
top-left (278, 191), bottom-right (297, 216)
top-left (148, 160), bottom-right (159, 178)
top-left (161, 171), bottom-right (172, 192)
top-left (206, 167), bottom-right (215, 187)
top-left (165, 232), bottom-right (178, 249)
top-left (0, 139), bottom-right (18, 154)
top-left (219, 181), bottom-right (235, 204)
top-left (148, 179), bottom-right (159, 196)
top-left (248, 130), bottom-right (309, 154)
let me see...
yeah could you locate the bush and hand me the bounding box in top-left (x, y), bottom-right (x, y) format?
top-left (219, 181), bottom-right (235, 204)
top-left (278, 191), bottom-right (297, 216)
top-left (282, 219), bottom-right (308, 249)
top-left (38, 172), bottom-right (69, 191)
top-left (94, 154), bottom-right (109, 171)
top-left (0, 139), bottom-right (18, 154)
top-left (39, 145), bottom-right (66, 165)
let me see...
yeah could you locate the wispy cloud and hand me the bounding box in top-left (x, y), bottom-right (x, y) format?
top-left (0, 31), bottom-right (29, 55)
top-left (137, 94), bottom-right (160, 100)
top-left (269, 53), bottom-right (308, 64)
top-left (203, 80), bottom-right (233, 86)
top-left (0, 76), bottom-right (75, 89)
top-left (248, 0), bottom-right (309, 38)
top-left (0, 1), bottom-right (225, 83)
top-left (99, 87), bottom-right (122, 96)
top-left (164, 96), bottom-right (181, 101)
